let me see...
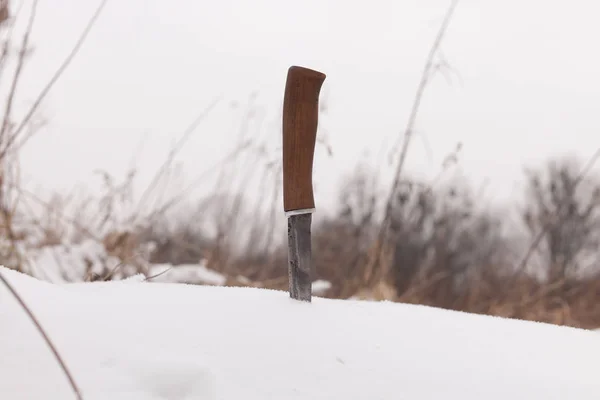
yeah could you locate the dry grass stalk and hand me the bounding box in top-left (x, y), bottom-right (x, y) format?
top-left (0, 269), bottom-right (83, 399)
top-left (365, 0), bottom-right (460, 290)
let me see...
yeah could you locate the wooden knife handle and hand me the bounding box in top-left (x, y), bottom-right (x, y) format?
top-left (282, 65), bottom-right (326, 212)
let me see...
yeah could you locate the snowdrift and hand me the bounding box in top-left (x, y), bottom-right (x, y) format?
top-left (1, 266), bottom-right (600, 399)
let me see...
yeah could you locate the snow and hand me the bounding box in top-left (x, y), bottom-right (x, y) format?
top-left (2, 266), bottom-right (600, 399)
top-left (311, 279), bottom-right (331, 295)
top-left (28, 239), bottom-right (150, 283)
top-left (148, 262), bottom-right (227, 286)
top-left (29, 240), bottom-right (120, 283)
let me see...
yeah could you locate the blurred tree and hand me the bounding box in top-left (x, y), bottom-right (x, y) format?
top-left (523, 156), bottom-right (600, 282)
top-left (388, 178), bottom-right (511, 305)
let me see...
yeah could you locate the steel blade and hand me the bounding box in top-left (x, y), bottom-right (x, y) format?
top-left (287, 213), bottom-right (313, 302)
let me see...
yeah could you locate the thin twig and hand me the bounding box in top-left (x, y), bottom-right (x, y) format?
top-left (7, 183), bottom-right (101, 241)
top-left (0, 0), bottom-right (109, 159)
top-left (135, 96), bottom-right (222, 218)
top-left (0, 270), bottom-right (83, 400)
top-left (144, 266), bottom-right (172, 282)
top-left (99, 260), bottom-right (125, 281)
top-left (142, 139), bottom-right (253, 224)
top-left (387, 0), bottom-right (459, 165)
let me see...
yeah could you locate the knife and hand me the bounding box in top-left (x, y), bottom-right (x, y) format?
top-left (282, 65), bottom-right (326, 302)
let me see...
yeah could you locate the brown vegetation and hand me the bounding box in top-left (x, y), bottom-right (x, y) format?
top-left (44, 151), bottom-right (600, 330)
top-left (1, 0), bottom-right (600, 333)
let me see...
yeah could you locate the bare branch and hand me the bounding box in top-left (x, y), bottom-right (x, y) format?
top-left (0, 0), bottom-right (38, 147)
top-left (134, 96), bottom-right (222, 218)
top-left (0, 0), bottom-right (109, 158)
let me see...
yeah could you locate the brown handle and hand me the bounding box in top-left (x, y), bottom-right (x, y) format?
top-left (282, 65), bottom-right (326, 212)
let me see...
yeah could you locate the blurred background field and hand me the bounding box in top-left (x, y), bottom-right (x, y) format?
top-left (1, 0), bottom-right (600, 329)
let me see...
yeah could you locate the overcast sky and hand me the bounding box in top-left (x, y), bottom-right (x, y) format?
top-left (11, 0), bottom-right (600, 213)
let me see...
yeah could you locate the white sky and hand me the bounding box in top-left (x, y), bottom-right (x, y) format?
top-left (11, 0), bottom-right (600, 213)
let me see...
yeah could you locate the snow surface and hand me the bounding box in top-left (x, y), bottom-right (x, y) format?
top-left (148, 263), bottom-right (227, 286)
top-left (30, 240), bottom-right (123, 283)
top-left (2, 266), bottom-right (600, 399)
